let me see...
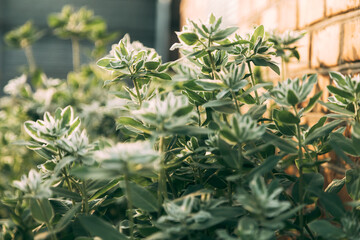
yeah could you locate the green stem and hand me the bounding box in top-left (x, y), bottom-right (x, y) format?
top-left (354, 100), bottom-right (359, 123)
top-left (294, 107), bottom-right (304, 240)
top-left (81, 180), bottom-right (89, 215)
top-left (132, 77), bottom-right (142, 107)
top-left (231, 90), bottom-right (241, 113)
top-left (247, 62), bottom-right (260, 104)
top-left (36, 199), bottom-right (57, 240)
top-left (158, 136), bottom-right (167, 203)
top-left (124, 171), bottom-right (134, 240)
top-left (71, 37), bottom-right (80, 72)
top-left (62, 169), bottom-right (75, 205)
top-left (227, 182), bottom-right (232, 205)
top-left (23, 45), bottom-right (36, 73)
top-left (282, 191), bottom-right (315, 240)
top-left (281, 58), bottom-right (287, 81)
top-left (196, 106), bottom-right (201, 126)
top-left (207, 51), bottom-right (217, 79)
top-left (198, 39), bottom-right (217, 79)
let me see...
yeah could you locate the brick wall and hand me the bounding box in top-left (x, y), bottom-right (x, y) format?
top-left (181, 0), bottom-right (360, 75)
top-left (180, 0), bottom-right (360, 119)
top-left (180, 0), bottom-right (360, 194)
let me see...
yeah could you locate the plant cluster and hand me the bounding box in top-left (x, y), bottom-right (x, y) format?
top-left (1, 11), bottom-right (360, 240)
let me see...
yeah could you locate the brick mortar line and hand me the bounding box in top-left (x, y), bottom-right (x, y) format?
top-left (287, 62), bottom-right (360, 77)
top-left (302, 8), bottom-right (360, 32)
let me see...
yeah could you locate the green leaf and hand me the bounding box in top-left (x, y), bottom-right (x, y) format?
top-left (169, 126), bottom-right (213, 135)
top-left (196, 79), bottom-right (225, 91)
top-left (144, 61), bottom-right (160, 70)
top-left (263, 132), bottom-right (297, 153)
top-left (305, 119), bottom-right (343, 144)
top-left (69, 117), bottom-right (81, 136)
top-left (50, 187), bottom-right (82, 202)
top-left (122, 181), bottom-right (159, 212)
top-left (55, 203), bottom-right (81, 232)
top-left (183, 89), bottom-right (207, 105)
top-left (173, 105), bottom-right (193, 117)
top-left (90, 180), bottom-right (120, 201)
top-left (329, 137), bottom-right (356, 168)
top-left (61, 106), bottom-right (73, 127)
top-left (319, 101), bottom-right (354, 116)
top-left (79, 215), bottom-right (127, 240)
top-left (287, 90), bottom-right (299, 106)
top-left (178, 32), bottom-right (199, 45)
top-left (147, 72), bottom-right (172, 80)
top-left (239, 82), bottom-right (273, 98)
top-left (71, 167), bottom-right (120, 180)
top-left (250, 25), bottom-right (264, 44)
top-left (325, 177), bottom-right (345, 194)
top-left (250, 57), bottom-right (280, 75)
top-left (318, 192), bottom-right (345, 219)
top-left (346, 168), bottom-right (360, 200)
top-left (203, 99), bottom-right (236, 113)
top-left (309, 220), bottom-right (345, 239)
top-left (117, 117), bottom-right (151, 134)
top-left (30, 199), bottom-right (54, 223)
top-left (246, 155), bottom-right (282, 182)
top-left (327, 85), bottom-right (355, 101)
top-left (329, 71), bottom-right (346, 86)
top-left (97, 58), bottom-right (112, 68)
top-left (248, 104), bottom-right (267, 120)
top-left (212, 27), bottom-right (238, 41)
top-left (304, 91), bottom-right (322, 113)
top-left (220, 129), bottom-right (238, 144)
top-left (328, 132), bottom-right (358, 156)
top-left (277, 110), bottom-right (300, 124)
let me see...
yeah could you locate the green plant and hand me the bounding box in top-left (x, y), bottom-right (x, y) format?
top-left (4, 21), bottom-right (44, 73)
top-left (48, 5), bottom-right (112, 71)
top-left (268, 30), bottom-right (305, 80)
top-left (1, 12), bottom-right (360, 240)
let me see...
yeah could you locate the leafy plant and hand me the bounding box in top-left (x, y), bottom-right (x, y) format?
top-left (4, 21), bottom-right (44, 73)
top-left (268, 30), bottom-right (305, 80)
top-left (1, 11), bottom-right (360, 240)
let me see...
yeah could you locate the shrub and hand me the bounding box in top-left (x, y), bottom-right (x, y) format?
top-left (1, 11), bottom-right (360, 240)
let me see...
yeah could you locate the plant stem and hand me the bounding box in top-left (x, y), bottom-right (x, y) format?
top-left (231, 90), bottom-right (241, 113)
top-left (282, 191), bottom-right (315, 240)
top-left (132, 77), bottom-right (142, 107)
top-left (36, 199), bottom-right (57, 240)
top-left (198, 39), bottom-right (217, 79)
top-left (71, 37), bottom-right (80, 72)
top-left (62, 169), bottom-right (75, 205)
top-left (23, 45), bottom-right (36, 73)
top-left (354, 100), bottom-right (359, 123)
top-left (247, 62), bottom-right (260, 104)
top-left (124, 171), bottom-right (134, 240)
top-left (196, 106), bottom-right (201, 126)
top-left (294, 107), bottom-right (304, 240)
top-left (81, 180), bottom-right (89, 215)
top-left (281, 58), bottom-right (287, 81)
top-left (158, 136), bottom-right (168, 203)
top-left (207, 51), bottom-right (217, 79)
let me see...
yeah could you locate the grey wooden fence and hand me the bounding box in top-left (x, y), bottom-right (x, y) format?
top-left (0, 0), bottom-right (160, 91)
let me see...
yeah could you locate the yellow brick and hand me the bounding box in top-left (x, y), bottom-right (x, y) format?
top-left (277, 0), bottom-right (297, 31)
top-left (317, 74), bottom-right (330, 111)
top-left (326, 0), bottom-right (360, 16)
top-left (287, 33), bottom-right (310, 73)
top-left (260, 6), bottom-right (278, 30)
top-left (299, 0), bottom-right (325, 28)
top-left (311, 24), bottom-right (340, 68)
top-left (342, 17), bottom-right (360, 62)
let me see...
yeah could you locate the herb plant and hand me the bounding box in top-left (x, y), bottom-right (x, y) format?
top-left (1, 11), bottom-right (360, 240)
